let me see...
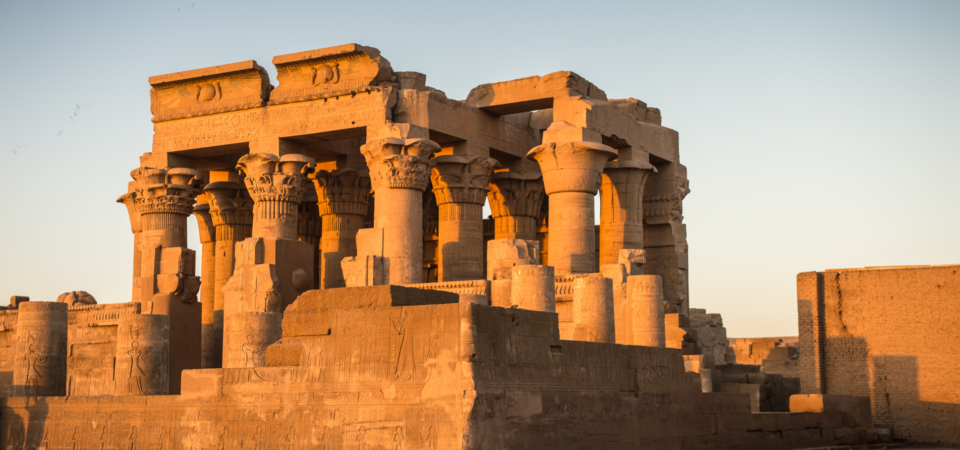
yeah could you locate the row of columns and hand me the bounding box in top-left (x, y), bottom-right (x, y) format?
top-left (118, 139), bottom-right (659, 370)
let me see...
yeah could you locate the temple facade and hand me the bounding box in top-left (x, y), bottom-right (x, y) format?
top-left (0, 44), bottom-right (886, 449)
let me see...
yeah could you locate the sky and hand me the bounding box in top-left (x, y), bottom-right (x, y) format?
top-left (0, 0), bottom-right (957, 337)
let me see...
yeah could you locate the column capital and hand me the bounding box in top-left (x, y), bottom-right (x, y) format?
top-left (236, 153), bottom-right (315, 205)
top-left (310, 168), bottom-right (372, 216)
top-left (116, 182), bottom-right (142, 234)
top-left (193, 194), bottom-right (216, 245)
top-left (487, 171), bottom-right (544, 219)
top-left (205, 181), bottom-right (255, 227)
top-left (526, 141), bottom-right (617, 195)
top-left (430, 155), bottom-right (500, 205)
top-left (361, 138), bottom-right (440, 191)
top-left (603, 160), bottom-right (657, 178)
top-left (130, 166), bottom-right (203, 216)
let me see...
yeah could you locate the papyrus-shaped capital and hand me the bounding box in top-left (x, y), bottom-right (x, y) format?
top-left (526, 141), bottom-right (617, 195)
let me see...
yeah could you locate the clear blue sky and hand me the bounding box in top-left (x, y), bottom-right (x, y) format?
top-left (1, 0), bottom-right (957, 337)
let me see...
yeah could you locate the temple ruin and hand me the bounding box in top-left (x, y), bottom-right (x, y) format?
top-left (0, 43), bottom-right (926, 449)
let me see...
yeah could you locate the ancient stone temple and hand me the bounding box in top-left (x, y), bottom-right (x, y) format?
top-left (0, 44), bottom-right (883, 449)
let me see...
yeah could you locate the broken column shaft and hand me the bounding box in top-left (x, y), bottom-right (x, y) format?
top-left (13, 302), bottom-right (68, 397)
top-left (573, 276), bottom-right (615, 343)
top-left (511, 265), bottom-right (556, 312)
top-left (628, 274), bottom-right (666, 347)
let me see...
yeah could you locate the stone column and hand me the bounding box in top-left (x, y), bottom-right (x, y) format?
top-left (361, 138), bottom-right (440, 285)
top-left (238, 153), bottom-right (316, 240)
top-left (204, 179), bottom-right (253, 370)
top-left (224, 312), bottom-right (282, 368)
top-left (527, 141), bottom-right (617, 275)
top-left (131, 167), bottom-right (202, 249)
top-left (431, 155), bottom-right (500, 282)
top-left (192, 195), bottom-right (218, 369)
top-left (572, 277), bottom-right (615, 343)
top-left (131, 165), bottom-right (202, 395)
top-left (114, 314), bottom-right (170, 395)
top-left (628, 275), bottom-right (666, 347)
top-left (511, 265), bottom-right (556, 313)
top-left (487, 172), bottom-right (544, 241)
top-left (13, 302), bottom-right (68, 397)
top-left (298, 199), bottom-right (322, 290)
top-left (599, 161), bottom-right (657, 266)
top-left (311, 169), bottom-right (371, 288)
top-left (236, 152), bottom-right (315, 308)
top-left (224, 154), bottom-right (314, 367)
top-left (116, 181), bottom-right (142, 303)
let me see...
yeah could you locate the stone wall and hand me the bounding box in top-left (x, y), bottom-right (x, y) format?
top-left (797, 265), bottom-right (960, 446)
top-left (729, 336), bottom-right (801, 378)
top-left (0, 303), bottom-right (140, 397)
top-left (0, 292), bottom-right (877, 449)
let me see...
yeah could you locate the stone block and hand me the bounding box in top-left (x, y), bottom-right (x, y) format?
top-left (282, 286), bottom-right (458, 338)
top-left (341, 255), bottom-right (388, 287)
top-left (789, 394), bottom-right (871, 428)
top-left (355, 227), bottom-right (385, 258)
top-left (180, 369), bottom-right (222, 400)
top-left (264, 341), bottom-right (304, 367)
top-left (490, 279), bottom-right (512, 307)
top-left (486, 238), bottom-right (539, 280)
top-left (618, 248), bottom-right (645, 275)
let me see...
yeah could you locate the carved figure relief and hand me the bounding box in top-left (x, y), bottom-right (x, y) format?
top-left (420, 426), bottom-right (437, 450)
top-left (126, 338), bottom-right (150, 394)
top-left (393, 426), bottom-right (404, 450)
top-left (312, 63), bottom-right (340, 85)
top-left (241, 334), bottom-right (267, 367)
top-left (22, 335), bottom-right (49, 396)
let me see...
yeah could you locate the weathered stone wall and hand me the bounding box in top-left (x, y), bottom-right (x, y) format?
top-left (0, 297), bottom-right (876, 449)
top-left (0, 303), bottom-right (141, 397)
top-left (729, 336), bottom-right (801, 378)
top-left (797, 265), bottom-right (960, 446)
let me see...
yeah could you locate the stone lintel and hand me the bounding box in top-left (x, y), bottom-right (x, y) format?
top-left (269, 44), bottom-right (394, 106)
top-left (149, 61), bottom-right (271, 123)
top-left (464, 71), bottom-right (607, 116)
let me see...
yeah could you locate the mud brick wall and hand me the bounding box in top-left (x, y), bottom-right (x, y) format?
top-left (797, 265), bottom-right (960, 446)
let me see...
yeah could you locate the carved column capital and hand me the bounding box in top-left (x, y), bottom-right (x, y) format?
top-left (205, 182), bottom-right (254, 226)
top-left (130, 167), bottom-right (203, 217)
top-left (600, 160), bottom-right (657, 224)
top-left (487, 172), bottom-right (545, 219)
top-left (430, 155), bottom-right (500, 205)
top-left (642, 171), bottom-right (689, 227)
top-left (116, 189), bottom-right (141, 234)
top-left (526, 141), bottom-right (618, 195)
top-left (310, 169), bottom-right (372, 216)
top-left (193, 194), bottom-right (216, 245)
top-left (236, 153), bottom-right (316, 205)
top-left (361, 138), bottom-right (440, 191)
